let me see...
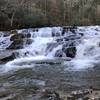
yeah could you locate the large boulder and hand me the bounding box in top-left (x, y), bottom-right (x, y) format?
top-left (62, 47), bottom-right (76, 58)
top-left (10, 33), bottom-right (31, 41)
top-left (10, 34), bottom-right (25, 41)
top-left (7, 38), bottom-right (33, 49)
top-left (8, 30), bottom-right (32, 49)
top-left (10, 30), bottom-right (31, 41)
top-left (7, 40), bottom-right (24, 49)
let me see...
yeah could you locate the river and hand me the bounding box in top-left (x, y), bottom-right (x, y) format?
top-left (0, 26), bottom-right (100, 99)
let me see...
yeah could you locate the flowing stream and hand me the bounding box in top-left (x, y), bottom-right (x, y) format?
top-left (0, 26), bottom-right (100, 72)
top-left (0, 26), bottom-right (100, 99)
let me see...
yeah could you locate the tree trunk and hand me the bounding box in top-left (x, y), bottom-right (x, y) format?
top-left (10, 11), bottom-right (15, 27)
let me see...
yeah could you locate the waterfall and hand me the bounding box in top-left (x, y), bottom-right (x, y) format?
top-left (0, 26), bottom-right (100, 72)
top-left (70, 26), bottom-right (100, 69)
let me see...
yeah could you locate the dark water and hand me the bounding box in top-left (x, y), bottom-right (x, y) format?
top-left (0, 64), bottom-right (100, 99)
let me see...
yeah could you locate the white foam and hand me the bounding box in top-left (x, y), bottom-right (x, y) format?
top-left (5, 56), bottom-right (54, 72)
top-left (70, 27), bottom-right (100, 70)
top-left (1, 26), bottom-right (100, 72)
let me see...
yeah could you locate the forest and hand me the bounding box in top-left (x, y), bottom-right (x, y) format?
top-left (0, 0), bottom-right (100, 30)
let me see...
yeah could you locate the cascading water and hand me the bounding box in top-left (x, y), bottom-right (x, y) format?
top-left (0, 26), bottom-right (100, 72)
top-left (0, 32), bottom-right (13, 49)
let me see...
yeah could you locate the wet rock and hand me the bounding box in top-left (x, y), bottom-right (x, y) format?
top-left (32, 28), bottom-right (39, 32)
top-left (46, 43), bottom-right (59, 53)
top-left (67, 90), bottom-right (90, 100)
top-left (0, 50), bottom-right (16, 63)
top-left (56, 38), bottom-right (63, 42)
top-left (89, 97), bottom-right (100, 100)
top-left (26, 33), bottom-right (31, 38)
top-left (52, 32), bottom-right (61, 37)
top-left (56, 36), bottom-right (81, 44)
top-left (70, 26), bottom-right (77, 33)
top-left (71, 90), bottom-right (90, 98)
top-left (10, 30), bottom-right (31, 40)
top-left (10, 34), bottom-right (25, 41)
top-left (55, 50), bottom-right (65, 57)
top-left (67, 89), bottom-right (100, 100)
top-left (8, 31), bottom-right (32, 49)
top-left (26, 39), bottom-right (33, 45)
top-left (7, 39), bottom-right (24, 49)
top-left (62, 42), bottom-right (75, 48)
top-left (67, 95), bottom-right (75, 100)
top-left (56, 35), bottom-right (81, 43)
top-left (0, 54), bottom-right (15, 62)
top-left (79, 33), bottom-right (84, 36)
top-left (0, 88), bottom-right (12, 98)
top-left (64, 35), bottom-right (81, 41)
top-left (40, 89), bottom-right (62, 100)
top-left (62, 26), bottom-right (77, 35)
top-left (10, 30), bottom-right (18, 34)
top-left (62, 47), bottom-right (76, 58)
top-left (0, 31), bottom-right (10, 37)
top-left (52, 28), bottom-right (61, 37)
top-left (62, 27), bottom-right (66, 36)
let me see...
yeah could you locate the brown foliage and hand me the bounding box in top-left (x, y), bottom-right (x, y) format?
top-left (0, 0), bottom-right (100, 30)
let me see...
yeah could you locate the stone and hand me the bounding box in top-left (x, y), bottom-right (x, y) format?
top-left (62, 26), bottom-right (77, 35)
top-left (0, 52), bottom-right (16, 62)
top-left (10, 34), bottom-right (25, 41)
top-left (69, 90), bottom-right (90, 99)
top-left (0, 50), bottom-right (17, 63)
top-left (25, 33), bottom-right (31, 38)
top-left (62, 47), bottom-right (76, 58)
top-left (26, 39), bottom-right (33, 45)
top-left (40, 89), bottom-right (62, 100)
top-left (10, 30), bottom-right (18, 34)
top-left (55, 50), bottom-right (65, 57)
top-left (7, 39), bottom-right (24, 49)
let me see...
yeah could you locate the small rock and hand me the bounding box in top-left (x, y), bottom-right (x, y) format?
top-left (40, 89), bottom-right (62, 100)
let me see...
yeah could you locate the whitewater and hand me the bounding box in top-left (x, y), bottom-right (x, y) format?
top-left (0, 26), bottom-right (100, 72)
